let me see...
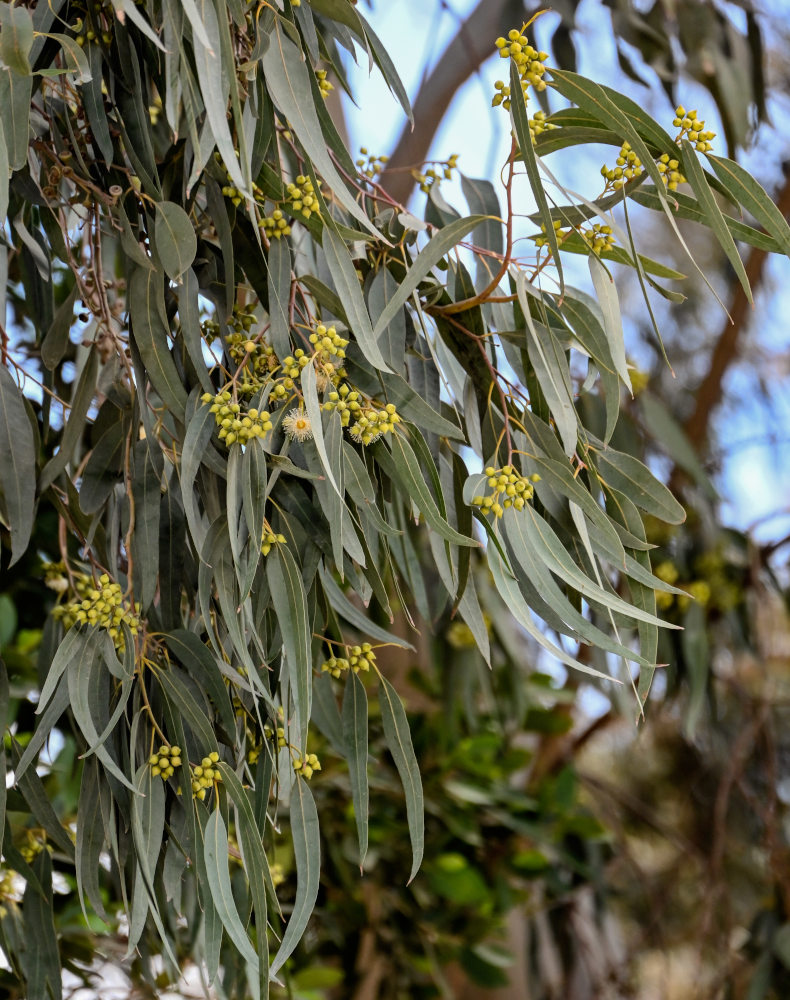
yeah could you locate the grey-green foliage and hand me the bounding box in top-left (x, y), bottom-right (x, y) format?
top-left (0, 0), bottom-right (787, 995)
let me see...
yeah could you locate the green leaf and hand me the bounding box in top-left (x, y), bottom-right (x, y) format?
top-left (593, 444), bottom-right (686, 524)
top-left (164, 631), bottom-right (237, 737)
top-left (203, 809), bottom-right (261, 990)
top-left (510, 62), bottom-right (563, 292)
top-left (371, 215), bottom-right (487, 341)
top-left (44, 32), bottom-right (92, 82)
top-left (270, 777), bottom-right (321, 978)
top-left (262, 24), bottom-right (379, 237)
top-left (588, 255), bottom-right (631, 393)
top-left (680, 139), bottom-right (751, 303)
top-left (75, 757), bottom-right (109, 922)
top-left (0, 364), bottom-right (36, 565)
top-left (368, 266), bottom-right (407, 372)
top-left (154, 201), bottom-right (198, 281)
top-left (323, 228), bottom-right (390, 371)
top-left (40, 283), bottom-right (78, 370)
top-left (131, 440), bottom-right (162, 611)
top-left (267, 545), bottom-right (312, 753)
top-left (517, 273), bottom-right (578, 457)
top-left (21, 852), bottom-right (61, 1000)
top-left (487, 541), bottom-right (614, 682)
top-left (319, 565), bottom-right (413, 647)
top-left (0, 5), bottom-right (33, 78)
top-left (0, 67), bottom-right (32, 171)
top-left (217, 763), bottom-right (271, 998)
top-left (267, 236), bottom-right (291, 360)
top-left (342, 671), bottom-right (369, 868)
top-left (709, 154), bottom-right (790, 258)
top-left (241, 436), bottom-right (269, 595)
top-left (157, 667), bottom-right (219, 752)
top-left (67, 629), bottom-right (137, 792)
top-left (377, 434), bottom-right (477, 548)
top-left (191, 0), bottom-right (249, 195)
top-left (129, 266), bottom-right (187, 419)
top-left (379, 673), bottom-right (423, 882)
top-left (301, 361), bottom-right (341, 498)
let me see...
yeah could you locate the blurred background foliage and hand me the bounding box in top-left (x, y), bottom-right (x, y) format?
top-left (3, 0), bottom-right (790, 998)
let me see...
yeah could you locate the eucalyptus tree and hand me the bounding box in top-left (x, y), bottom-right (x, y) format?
top-left (0, 1), bottom-right (788, 997)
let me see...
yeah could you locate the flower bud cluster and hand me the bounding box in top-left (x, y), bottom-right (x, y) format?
top-left (191, 752), bottom-right (221, 800)
top-left (72, 14), bottom-right (113, 47)
top-left (260, 208), bottom-right (292, 240)
top-left (316, 69), bottom-right (333, 99)
top-left (284, 175), bottom-right (321, 222)
top-left (309, 323), bottom-right (348, 362)
top-left (601, 140), bottom-right (643, 190)
top-left (293, 753), bottom-right (321, 780)
top-left (493, 29), bottom-right (549, 109)
top-left (321, 642), bottom-right (377, 678)
top-left (202, 390), bottom-right (273, 446)
top-left (323, 385), bottom-right (401, 445)
top-left (580, 222), bottom-right (615, 255)
top-left (263, 722), bottom-right (288, 747)
top-left (672, 106), bottom-right (715, 153)
top-left (412, 155), bottom-right (459, 194)
top-left (472, 466), bottom-right (541, 518)
top-left (52, 572), bottom-right (141, 651)
top-left (356, 147), bottom-right (390, 179)
top-left (528, 110), bottom-right (556, 142)
top-left (261, 527), bottom-right (287, 556)
top-left (149, 744), bottom-right (182, 780)
top-left (20, 831), bottom-right (46, 864)
top-left (656, 152), bottom-right (685, 191)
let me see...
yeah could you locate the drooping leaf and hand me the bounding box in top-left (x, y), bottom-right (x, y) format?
top-left (0, 364), bottom-right (36, 566)
top-left (379, 673), bottom-right (424, 882)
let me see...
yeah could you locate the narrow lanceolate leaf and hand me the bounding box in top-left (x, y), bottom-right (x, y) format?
top-left (379, 674), bottom-right (423, 882)
top-left (21, 852), bottom-right (61, 1000)
top-left (323, 228), bottom-right (390, 372)
top-left (267, 236), bottom-right (291, 360)
top-left (67, 630), bottom-right (137, 793)
top-left (488, 540), bottom-right (615, 681)
top-left (709, 154), bottom-right (790, 259)
top-left (342, 671), bottom-right (369, 868)
top-left (510, 61), bottom-right (562, 291)
top-left (270, 778), bottom-right (320, 978)
top-left (75, 757), bottom-right (109, 922)
top-left (593, 445), bottom-right (686, 524)
top-left (0, 4), bottom-right (34, 76)
top-left (517, 272), bottom-right (578, 457)
top-left (379, 434), bottom-right (477, 548)
top-left (154, 201), bottom-right (198, 280)
top-left (267, 545), bottom-right (312, 753)
top-left (262, 25), bottom-right (379, 237)
top-left (0, 67), bottom-right (32, 171)
top-left (217, 764), bottom-right (271, 998)
top-left (680, 140), bottom-right (751, 303)
top-left (588, 255), bottom-right (631, 393)
top-left (129, 267), bottom-right (187, 419)
top-left (0, 365), bottom-right (36, 565)
top-left (131, 440), bottom-right (162, 611)
top-left (164, 631), bottom-right (237, 737)
top-left (301, 362), bottom-right (341, 498)
top-left (191, 0), bottom-right (249, 195)
top-left (371, 215), bottom-right (487, 340)
top-left (203, 809), bottom-right (261, 990)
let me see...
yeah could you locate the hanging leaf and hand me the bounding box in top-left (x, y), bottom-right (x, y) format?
top-left (0, 365), bottom-right (36, 566)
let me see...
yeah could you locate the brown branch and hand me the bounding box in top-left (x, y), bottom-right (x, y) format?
top-left (379, 0), bottom-right (533, 206)
top-left (682, 166), bottom-right (790, 454)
